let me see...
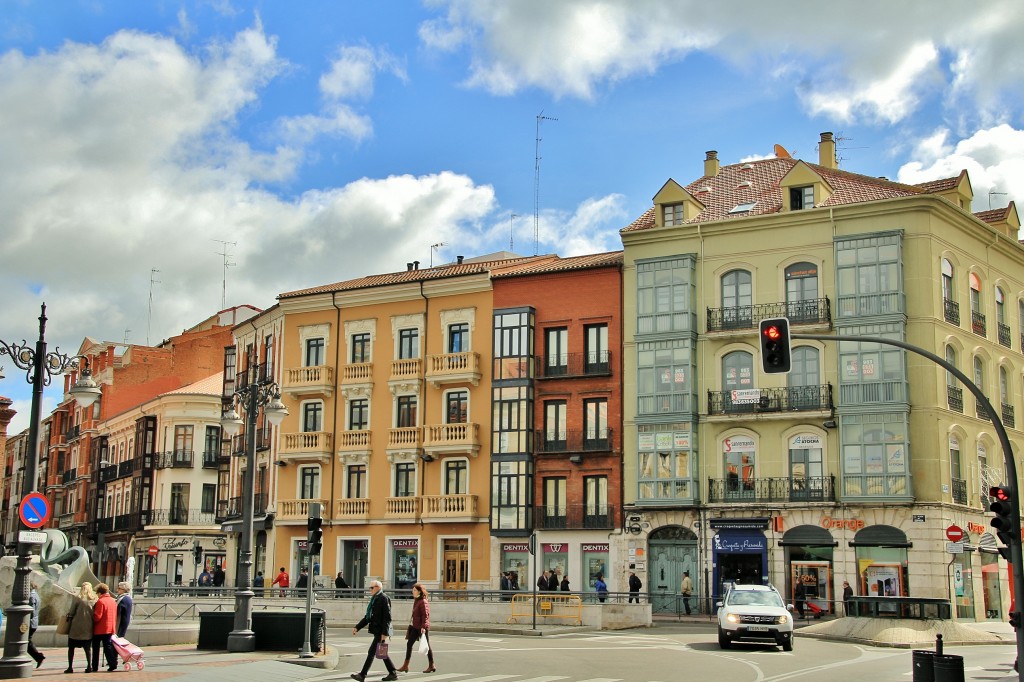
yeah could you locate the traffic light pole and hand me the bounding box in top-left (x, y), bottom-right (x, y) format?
top-left (796, 332), bottom-right (1024, 680)
top-left (302, 503), bottom-right (323, 658)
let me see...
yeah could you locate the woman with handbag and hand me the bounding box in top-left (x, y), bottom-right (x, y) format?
top-left (397, 583), bottom-right (435, 674)
top-left (65, 582), bottom-right (97, 673)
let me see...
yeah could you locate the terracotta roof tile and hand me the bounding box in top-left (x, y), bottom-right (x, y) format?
top-left (492, 251), bottom-right (623, 278)
top-left (974, 207), bottom-right (1009, 223)
top-left (914, 176), bottom-right (960, 193)
top-left (165, 372), bottom-right (223, 396)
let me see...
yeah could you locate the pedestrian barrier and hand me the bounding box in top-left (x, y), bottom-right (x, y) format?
top-left (507, 593), bottom-right (582, 625)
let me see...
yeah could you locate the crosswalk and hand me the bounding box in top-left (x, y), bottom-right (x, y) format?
top-left (316, 675), bottom-right (672, 682)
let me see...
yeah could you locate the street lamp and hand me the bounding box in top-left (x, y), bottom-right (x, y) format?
top-left (220, 363), bottom-right (287, 652)
top-left (0, 304), bottom-right (101, 678)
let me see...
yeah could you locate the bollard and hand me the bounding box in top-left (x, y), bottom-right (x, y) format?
top-left (932, 654), bottom-right (965, 682)
top-left (935, 633), bottom-right (943, 655)
top-left (912, 650), bottom-right (936, 682)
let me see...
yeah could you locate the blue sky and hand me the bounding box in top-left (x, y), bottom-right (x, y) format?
top-left (3, 0), bottom-right (1024, 433)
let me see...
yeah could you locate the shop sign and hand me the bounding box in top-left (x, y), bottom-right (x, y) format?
top-left (790, 434), bottom-right (822, 448)
top-left (710, 517), bottom-right (770, 530)
top-left (161, 536), bottom-right (193, 550)
top-left (213, 537), bottom-right (227, 547)
top-left (723, 436), bottom-right (755, 452)
top-left (502, 543), bottom-right (530, 552)
top-left (967, 522), bottom-right (986, 535)
top-left (638, 433), bottom-right (655, 451)
top-left (542, 544), bottom-right (566, 553)
top-left (712, 533), bottom-right (766, 553)
top-left (393, 539), bottom-right (418, 548)
top-left (820, 516), bottom-right (864, 531)
top-left (674, 432), bottom-right (691, 449)
top-left (582, 544), bottom-right (609, 552)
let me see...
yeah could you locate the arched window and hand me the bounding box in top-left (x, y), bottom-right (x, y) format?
top-left (970, 273), bottom-right (986, 336)
top-left (721, 270), bottom-right (752, 328)
top-left (999, 366), bottom-right (1010, 406)
top-left (941, 259), bottom-right (955, 301)
top-left (974, 356), bottom-right (985, 392)
top-left (945, 345), bottom-right (958, 388)
top-left (722, 350), bottom-right (754, 413)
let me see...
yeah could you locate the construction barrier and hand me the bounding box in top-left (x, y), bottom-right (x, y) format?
top-left (508, 593), bottom-right (583, 625)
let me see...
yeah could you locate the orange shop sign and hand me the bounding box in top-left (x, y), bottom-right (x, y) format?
top-left (820, 516), bottom-right (865, 531)
top-left (967, 522), bottom-right (986, 535)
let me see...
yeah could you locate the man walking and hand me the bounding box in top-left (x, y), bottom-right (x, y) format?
top-left (271, 566), bottom-right (290, 597)
top-left (628, 571), bottom-right (642, 603)
top-left (350, 580), bottom-right (398, 681)
top-left (680, 570), bottom-right (693, 615)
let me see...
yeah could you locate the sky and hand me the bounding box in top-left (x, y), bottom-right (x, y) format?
top-left (2, 0), bottom-right (1024, 435)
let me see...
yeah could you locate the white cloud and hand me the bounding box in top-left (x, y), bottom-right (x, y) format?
top-left (319, 45), bottom-right (407, 101)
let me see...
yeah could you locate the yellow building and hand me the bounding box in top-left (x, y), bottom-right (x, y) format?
top-left (620, 132), bottom-right (1023, 621)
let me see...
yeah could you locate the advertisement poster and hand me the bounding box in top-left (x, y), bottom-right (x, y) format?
top-left (863, 563), bottom-right (903, 614)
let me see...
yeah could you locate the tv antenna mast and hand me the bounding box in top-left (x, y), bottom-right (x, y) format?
top-left (430, 242), bottom-right (446, 267)
top-left (989, 189), bottom-right (1008, 210)
top-left (147, 268), bottom-right (161, 345)
top-left (509, 213), bottom-right (518, 251)
top-left (212, 239), bottom-right (237, 309)
top-left (534, 111), bottom-right (557, 255)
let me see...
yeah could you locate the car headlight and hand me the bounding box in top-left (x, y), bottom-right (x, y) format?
top-left (776, 614), bottom-right (790, 625)
top-left (726, 613), bottom-right (740, 624)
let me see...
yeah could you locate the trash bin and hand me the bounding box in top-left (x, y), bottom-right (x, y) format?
top-left (912, 650), bottom-right (936, 682)
top-left (932, 654), bottom-right (964, 682)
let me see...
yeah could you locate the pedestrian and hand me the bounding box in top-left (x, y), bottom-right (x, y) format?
top-left (254, 571), bottom-right (265, 597)
top-left (91, 583), bottom-right (118, 672)
top-left (500, 572), bottom-right (512, 601)
top-left (272, 566), bottom-right (290, 597)
top-left (680, 570), bottom-right (693, 615)
top-left (547, 570), bottom-right (559, 592)
top-left (397, 583), bottom-right (436, 674)
top-left (842, 580), bottom-right (855, 616)
top-left (349, 580), bottom-right (398, 682)
top-left (628, 571), bottom-right (642, 603)
top-left (115, 581), bottom-right (133, 638)
top-left (66, 583), bottom-right (96, 673)
top-left (560, 574), bottom-right (570, 591)
top-left (296, 567), bottom-right (309, 589)
top-left (509, 571), bottom-right (520, 591)
top-left (595, 573), bottom-right (608, 603)
top-left (28, 587), bottom-right (45, 668)
top-left (198, 567), bottom-right (212, 588)
top-left (794, 579), bottom-right (807, 619)
top-left (336, 571), bottom-right (349, 590)
top-left (213, 565), bottom-right (226, 595)
top-left (537, 570), bottom-right (549, 591)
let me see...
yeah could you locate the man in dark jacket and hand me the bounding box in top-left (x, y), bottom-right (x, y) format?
top-left (628, 571), bottom-right (642, 603)
top-left (547, 570), bottom-right (559, 591)
top-left (296, 568), bottom-right (309, 589)
top-left (537, 571), bottom-right (549, 591)
top-left (350, 580), bottom-right (398, 681)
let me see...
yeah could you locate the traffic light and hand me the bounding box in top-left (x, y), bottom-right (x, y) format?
top-left (990, 485), bottom-right (1016, 561)
top-left (759, 318), bottom-right (792, 374)
top-left (192, 543), bottom-right (203, 565)
top-left (307, 502), bottom-right (323, 556)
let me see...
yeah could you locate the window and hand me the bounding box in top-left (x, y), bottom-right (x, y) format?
top-left (305, 337), bottom-right (325, 367)
top-left (173, 425), bottom-right (194, 458)
top-left (974, 356), bottom-right (985, 393)
top-left (637, 339), bottom-right (694, 415)
top-left (637, 425), bottom-right (693, 501)
top-left (941, 259), bottom-right (955, 301)
top-left (399, 329), bottom-right (419, 359)
top-left (785, 262), bottom-right (819, 322)
top-left (840, 414), bottom-right (910, 498)
top-left (492, 385), bottom-right (531, 455)
top-left (351, 333), bottom-right (370, 363)
top-left (721, 270), bottom-right (752, 328)
top-left (302, 402), bottom-right (323, 432)
top-left (543, 400), bottom-right (567, 451)
top-left (170, 483), bottom-right (188, 524)
top-left (445, 459), bottom-right (468, 495)
top-left (789, 441), bottom-right (823, 500)
top-left (201, 484), bottom-right (215, 514)
top-left (448, 323), bottom-right (469, 354)
top-left (543, 477), bottom-right (566, 528)
top-left (636, 256), bottom-right (695, 334)
top-left (203, 426), bottom-right (220, 466)
top-left (970, 274), bottom-right (982, 316)
top-left (263, 334), bottom-right (274, 379)
top-left (223, 346), bottom-right (237, 394)
top-left (790, 186), bottom-right (814, 210)
top-left (788, 347), bottom-right (821, 409)
top-left (545, 327), bottom-right (568, 376)
top-left (300, 466), bottom-right (320, 499)
top-left (945, 345), bottom-right (959, 389)
top-left (397, 396), bottom-right (418, 428)
top-left (835, 235), bottom-right (901, 317)
top-left (724, 448), bottom-right (755, 498)
top-left (446, 390), bottom-right (468, 424)
top-left (728, 201), bottom-right (757, 214)
top-left (583, 398), bottom-right (609, 449)
top-left (493, 310), bottom-right (534, 380)
top-left (1000, 366), bottom-right (1010, 405)
top-left (394, 462), bottom-right (415, 497)
top-left (491, 460), bottom-right (531, 531)
top-left (950, 436), bottom-right (962, 481)
top-left (663, 203), bottom-right (685, 226)
top-left (838, 328), bottom-right (906, 395)
top-left (584, 476), bottom-right (608, 527)
top-left (347, 465), bottom-right (366, 498)
top-left (585, 324), bottom-right (609, 373)
top-left (348, 399), bottom-right (369, 430)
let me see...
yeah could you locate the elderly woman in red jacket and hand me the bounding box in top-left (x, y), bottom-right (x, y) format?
top-left (397, 583), bottom-right (435, 673)
top-left (91, 583), bottom-right (118, 672)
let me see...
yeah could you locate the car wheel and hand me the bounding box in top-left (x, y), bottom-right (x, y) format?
top-left (718, 628), bottom-right (731, 649)
top-left (782, 638), bottom-right (793, 652)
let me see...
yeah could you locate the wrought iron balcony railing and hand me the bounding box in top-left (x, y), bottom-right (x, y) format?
top-left (943, 298), bottom-right (960, 325)
top-left (537, 351), bottom-right (613, 378)
top-left (532, 503), bottom-right (618, 530)
top-left (150, 508), bottom-right (217, 525)
top-left (1002, 403), bottom-right (1015, 429)
top-left (999, 323), bottom-right (1011, 348)
top-left (951, 477), bottom-right (968, 505)
top-left (977, 401), bottom-right (990, 421)
top-left (61, 468), bottom-right (77, 484)
top-left (534, 429), bottom-right (614, 453)
top-left (706, 298), bottom-right (831, 332)
top-left (707, 384), bottom-right (833, 416)
top-left (972, 311), bottom-right (987, 337)
top-left (201, 450), bottom-right (218, 468)
top-left (157, 450), bottom-right (194, 469)
top-left (946, 385), bottom-right (963, 413)
top-left (708, 475), bottom-right (836, 503)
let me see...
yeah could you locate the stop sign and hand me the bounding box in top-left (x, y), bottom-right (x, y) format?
top-left (946, 525), bottom-right (965, 542)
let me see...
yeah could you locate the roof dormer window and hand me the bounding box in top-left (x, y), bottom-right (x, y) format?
top-left (790, 186), bottom-right (814, 210)
top-left (728, 201), bottom-right (757, 214)
top-left (663, 203), bottom-right (686, 226)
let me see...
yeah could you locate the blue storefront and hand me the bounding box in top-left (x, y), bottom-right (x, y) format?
top-left (711, 517), bottom-right (769, 602)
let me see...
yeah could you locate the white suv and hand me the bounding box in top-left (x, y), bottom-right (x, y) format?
top-left (717, 584), bottom-right (794, 651)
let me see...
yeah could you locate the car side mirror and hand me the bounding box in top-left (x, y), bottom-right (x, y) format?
top-left (716, 601), bottom-right (724, 608)
top-left (787, 604), bottom-right (795, 611)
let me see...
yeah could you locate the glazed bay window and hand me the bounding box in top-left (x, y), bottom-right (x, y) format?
top-left (394, 462), bottom-right (415, 497)
top-left (837, 325), bottom-right (907, 405)
top-left (840, 413), bottom-right (911, 499)
top-left (636, 256), bottom-right (697, 334)
top-left (835, 234), bottom-right (902, 318)
top-left (493, 309), bottom-right (535, 380)
top-left (637, 339), bottom-right (695, 416)
top-left (637, 425), bottom-right (694, 502)
top-left (493, 385), bottom-right (532, 455)
top-left (491, 459), bottom-right (532, 531)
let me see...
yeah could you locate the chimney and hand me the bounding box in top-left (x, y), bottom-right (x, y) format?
top-left (457, 255), bottom-right (464, 264)
top-left (819, 132), bottom-right (837, 169)
top-left (413, 260), bottom-right (420, 270)
top-left (704, 150), bottom-right (720, 178)
top-left (407, 263), bottom-right (413, 271)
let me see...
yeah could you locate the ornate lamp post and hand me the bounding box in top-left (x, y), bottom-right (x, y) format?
top-left (0, 304), bottom-right (101, 678)
top-left (220, 363), bottom-right (287, 652)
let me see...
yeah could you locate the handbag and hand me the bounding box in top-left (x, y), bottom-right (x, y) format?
top-left (375, 640), bottom-right (389, 659)
top-left (417, 633), bottom-right (429, 656)
top-left (56, 613), bottom-right (71, 635)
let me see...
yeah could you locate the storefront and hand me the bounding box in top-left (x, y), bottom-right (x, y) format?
top-left (500, 542), bottom-right (530, 590)
top-left (711, 518), bottom-right (769, 601)
top-left (541, 543), bottom-right (568, 587)
top-left (780, 524), bottom-right (837, 613)
top-left (582, 543), bottom-right (609, 594)
top-left (851, 524), bottom-right (911, 612)
top-left (392, 538), bottom-right (419, 592)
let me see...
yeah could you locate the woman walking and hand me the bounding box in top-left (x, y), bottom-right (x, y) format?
top-left (397, 583), bottom-right (435, 674)
top-left (66, 583), bottom-right (96, 673)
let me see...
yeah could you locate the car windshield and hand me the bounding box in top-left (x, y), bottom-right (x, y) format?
top-left (727, 590), bottom-right (785, 607)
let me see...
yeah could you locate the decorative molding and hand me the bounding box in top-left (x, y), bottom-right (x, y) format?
top-left (388, 379), bottom-right (423, 396)
top-left (387, 450), bottom-right (420, 464)
top-left (439, 307), bottom-right (476, 332)
top-left (340, 384), bottom-right (373, 400)
top-left (344, 318), bottom-right (377, 349)
top-left (338, 451), bottom-right (369, 466)
top-left (298, 323), bottom-right (332, 356)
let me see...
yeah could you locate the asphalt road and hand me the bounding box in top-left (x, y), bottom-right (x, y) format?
top-left (321, 624), bottom-right (1018, 682)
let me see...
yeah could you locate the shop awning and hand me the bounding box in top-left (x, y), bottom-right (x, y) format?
top-left (849, 524), bottom-right (912, 548)
top-left (779, 524), bottom-right (838, 547)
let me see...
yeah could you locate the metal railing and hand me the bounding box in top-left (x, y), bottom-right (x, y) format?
top-left (707, 298), bottom-right (831, 332)
top-left (157, 450), bottom-right (194, 468)
top-left (533, 428), bottom-right (614, 453)
top-left (532, 504), bottom-right (618, 530)
top-left (951, 477), bottom-right (968, 505)
top-left (708, 475), bottom-right (836, 503)
top-left (999, 322), bottom-right (1011, 348)
top-left (943, 298), bottom-right (960, 325)
top-left (707, 384), bottom-right (832, 415)
top-left (1002, 403), bottom-right (1015, 429)
top-left (972, 310), bottom-right (987, 337)
top-left (536, 351), bottom-right (612, 378)
top-left (149, 508), bottom-right (217, 526)
top-left (946, 385), bottom-right (963, 412)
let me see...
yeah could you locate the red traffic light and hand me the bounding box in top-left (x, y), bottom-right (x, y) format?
top-left (763, 325), bottom-right (782, 341)
top-left (991, 486), bottom-right (1012, 502)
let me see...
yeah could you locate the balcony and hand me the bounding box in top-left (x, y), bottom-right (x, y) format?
top-left (534, 429), bottom-right (614, 454)
top-left (972, 310), bottom-right (987, 337)
top-left (946, 385), bottom-right (963, 412)
top-left (706, 298), bottom-right (831, 333)
top-left (201, 450), bottom-right (219, 469)
top-left (385, 496), bottom-right (420, 521)
top-left (279, 431), bottom-right (333, 460)
top-left (387, 426), bottom-right (422, 456)
top-left (278, 498), bottom-right (330, 521)
top-left (61, 468), bottom-right (77, 484)
top-left (341, 363), bottom-right (373, 399)
top-left (64, 425), bottom-right (81, 442)
top-left (117, 460), bottom-right (134, 478)
top-left (335, 498), bottom-right (370, 521)
top-left (97, 511), bottom-right (151, 533)
top-left (707, 476), bottom-right (836, 503)
top-left (637, 393), bottom-right (696, 416)
top-left (217, 493), bottom-right (268, 520)
top-left (532, 503), bottom-right (617, 530)
top-left (282, 365), bottom-right (335, 398)
top-left (99, 464), bottom-right (118, 483)
top-left (426, 352), bottom-right (481, 387)
top-left (338, 430), bottom-right (372, 453)
top-left (423, 423), bottom-right (480, 456)
top-left (58, 512), bottom-right (76, 529)
top-left (943, 298), bottom-right (960, 325)
top-left (537, 352), bottom-right (613, 379)
top-left (977, 401), bottom-right (990, 421)
top-left (156, 450), bottom-right (194, 469)
top-left (951, 478), bottom-right (968, 505)
top-left (389, 358), bottom-right (423, 393)
top-left (998, 323), bottom-right (1011, 348)
top-left (838, 380), bottom-right (905, 405)
top-left (149, 508), bottom-right (216, 525)
top-left (1002, 403), bottom-right (1015, 429)
top-left (422, 494), bottom-right (479, 523)
top-left (707, 385), bottom-right (833, 417)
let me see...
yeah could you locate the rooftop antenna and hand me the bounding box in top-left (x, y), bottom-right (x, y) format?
top-left (212, 239), bottom-right (237, 309)
top-left (989, 190), bottom-right (1008, 210)
top-left (147, 268), bottom-right (161, 345)
top-left (123, 329), bottom-right (131, 345)
top-left (833, 132), bottom-right (866, 167)
top-left (509, 213), bottom-right (518, 251)
top-left (430, 242), bottom-right (446, 267)
top-left (534, 111), bottom-right (557, 256)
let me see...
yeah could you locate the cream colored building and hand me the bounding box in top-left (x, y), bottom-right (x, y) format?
top-left (619, 132), bottom-right (1023, 621)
